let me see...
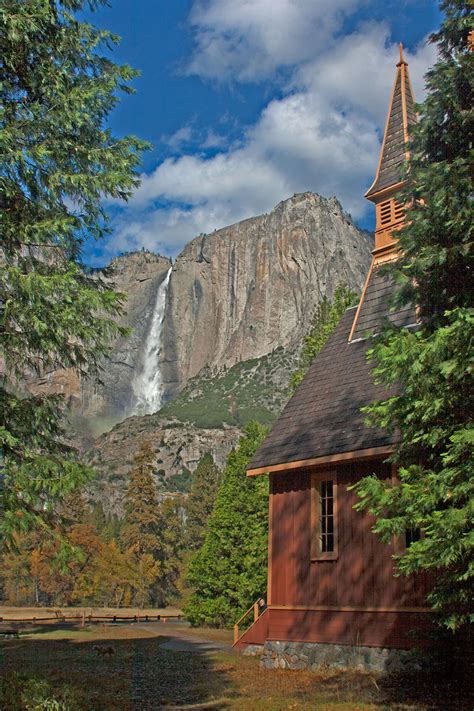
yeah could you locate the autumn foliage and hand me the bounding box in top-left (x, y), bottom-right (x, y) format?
top-left (0, 442), bottom-right (185, 608)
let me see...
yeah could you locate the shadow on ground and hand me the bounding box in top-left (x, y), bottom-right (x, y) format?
top-left (0, 628), bottom-right (235, 710)
top-left (0, 623), bottom-right (472, 711)
top-left (288, 665), bottom-right (473, 711)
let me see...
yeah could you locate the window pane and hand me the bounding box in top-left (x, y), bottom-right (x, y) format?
top-left (317, 478), bottom-right (336, 556)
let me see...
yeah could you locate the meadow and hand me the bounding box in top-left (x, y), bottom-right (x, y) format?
top-left (0, 618), bottom-right (471, 710)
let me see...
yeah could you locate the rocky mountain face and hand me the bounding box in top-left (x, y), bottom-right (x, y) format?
top-left (88, 416), bottom-right (242, 512)
top-left (74, 192), bottom-right (373, 507)
top-left (84, 346), bottom-right (297, 509)
top-left (78, 192), bottom-right (372, 433)
top-left (165, 192), bottom-right (370, 387)
top-left (80, 252), bottom-right (173, 428)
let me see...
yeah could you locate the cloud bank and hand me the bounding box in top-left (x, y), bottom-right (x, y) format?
top-left (105, 0), bottom-right (437, 261)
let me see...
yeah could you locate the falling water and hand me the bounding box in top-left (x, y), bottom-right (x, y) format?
top-left (131, 267), bottom-right (172, 415)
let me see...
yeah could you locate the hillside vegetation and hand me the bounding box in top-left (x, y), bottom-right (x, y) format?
top-left (159, 346), bottom-right (297, 429)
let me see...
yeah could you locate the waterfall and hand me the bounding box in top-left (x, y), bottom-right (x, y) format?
top-left (131, 267), bottom-right (172, 416)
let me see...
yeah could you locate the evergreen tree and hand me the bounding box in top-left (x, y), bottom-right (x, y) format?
top-left (121, 442), bottom-right (161, 558)
top-left (121, 441), bottom-right (186, 606)
top-left (121, 442), bottom-right (161, 607)
top-left (156, 497), bottom-right (185, 606)
top-left (1, 0), bottom-right (148, 540)
top-left (92, 539), bottom-right (138, 608)
top-left (88, 502), bottom-right (107, 534)
top-left (185, 422), bottom-right (268, 627)
top-left (354, 0), bottom-right (473, 630)
top-left (185, 453), bottom-right (221, 551)
top-left (290, 285), bottom-right (358, 391)
top-left (101, 512), bottom-right (123, 544)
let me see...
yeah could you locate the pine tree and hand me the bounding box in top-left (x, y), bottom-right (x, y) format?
top-left (88, 502), bottom-right (107, 534)
top-left (121, 442), bottom-right (189, 606)
top-left (185, 422), bottom-right (268, 627)
top-left (121, 442), bottom-right (161, 558)
top-left (92, 540), bottom-right (137, 608)
top-left (290, 285), bottom-right (358, 391)
top-left (354, 0), bottom-right (473, 630)
top-left (155, 497), bottom-right (185, 606)
top-left (1, 0), bottom-right (148, 541)
top-left (185, 453), bottom-right (221, 551)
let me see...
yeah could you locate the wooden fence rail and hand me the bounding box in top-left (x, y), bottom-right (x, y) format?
top-left (0, 614), bottom-right (183, 624)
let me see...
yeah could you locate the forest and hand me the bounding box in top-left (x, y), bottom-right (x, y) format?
top-left (0, 292), bottom-right (352, 625)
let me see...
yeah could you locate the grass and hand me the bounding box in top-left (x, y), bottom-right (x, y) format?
top-left (0, 622), bottom-right (472, 710)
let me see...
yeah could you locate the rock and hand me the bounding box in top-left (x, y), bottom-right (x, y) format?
top-left (78, 192), bottom-right (371, 428)
top-left (25, 192), bottom-right (372, 505)
top-left (243, 645), bottom-right (264, 657)
top-left (85, 418), bottom-right (242, 513)
top-left (166, 193), bottom-right (371, 391)
top-left (261, 640), bottom-right (429, 673)
top-left (81, 252), bottom-right (172, 424)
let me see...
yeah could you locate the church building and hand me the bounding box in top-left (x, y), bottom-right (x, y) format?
top-left (234, 47), bottom-right (432, 670)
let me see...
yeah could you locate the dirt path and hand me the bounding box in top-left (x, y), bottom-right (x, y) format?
top-left (137, 621), bottom-right (233, 653)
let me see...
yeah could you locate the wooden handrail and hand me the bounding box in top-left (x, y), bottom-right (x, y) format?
top-left (233, 594), bottom-right (266, 645)
top-left (234, 602), bottom-right (258, 628)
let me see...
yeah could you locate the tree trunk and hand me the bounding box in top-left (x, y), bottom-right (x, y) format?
top-left (116, 587), bottom-right (125, 609)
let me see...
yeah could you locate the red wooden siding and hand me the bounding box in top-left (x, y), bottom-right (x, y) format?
top-left (265, 608), bottom-right (431, 649)
top-left (266, 460), bottom-right (431, 649)
top-left (235, 610), bottom-right (269, 649)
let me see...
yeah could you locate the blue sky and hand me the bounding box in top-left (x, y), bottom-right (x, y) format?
top-left (83, 0), bottom-right (442, 265)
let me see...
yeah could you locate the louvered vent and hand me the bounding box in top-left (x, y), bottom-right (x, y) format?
top-left (377, 199), bottom-right (405, 228)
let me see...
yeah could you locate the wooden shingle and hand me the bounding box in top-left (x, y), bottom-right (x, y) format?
top-left (247, 273), bottom-right (416, 473)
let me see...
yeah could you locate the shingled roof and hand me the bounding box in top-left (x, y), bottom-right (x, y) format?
top-left (365, 46), bottom-right (416, 199)
top-left (246, 269), bottom-right (416, 474)
top-left (349, 263), bottom-right (415, 341)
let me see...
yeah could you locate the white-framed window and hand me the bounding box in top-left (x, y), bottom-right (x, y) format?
top-left (311, 472), bottom-right (338, 561)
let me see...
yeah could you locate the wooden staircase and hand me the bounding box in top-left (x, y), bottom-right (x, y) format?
top-left (233, 596), bottom-right (269, 649)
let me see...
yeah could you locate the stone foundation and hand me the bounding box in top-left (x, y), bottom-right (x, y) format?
top-left (242, 644), bottom-right (264, 657)
top-left (260, 640), bottom-right (424, 673)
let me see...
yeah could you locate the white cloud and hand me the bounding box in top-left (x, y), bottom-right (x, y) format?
top-left (105, 6), bottom-right (437, 261)
top-left (201, 129), bottom-right (227, 149)
top-left (108, 151), bottom-right (290, 257)
top-left (294, 25), bottom-right (437, 124)
top-left (163, 125), bottom-right (194, 150)
top-left (186, 0), bottom-right (366, 81)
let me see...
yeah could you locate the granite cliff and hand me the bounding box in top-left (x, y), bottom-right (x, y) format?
top-left (165, 192), bottom-right (370, 388)
top-left (72, 192), bottom-right (373, 506)
top-left (78, 192), bottom-right (372, 432)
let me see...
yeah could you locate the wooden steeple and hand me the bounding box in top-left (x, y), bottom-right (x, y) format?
top-left (366, 44), bottom-right (416, 259)
top-left (347, 45), bottom-right (417, 342)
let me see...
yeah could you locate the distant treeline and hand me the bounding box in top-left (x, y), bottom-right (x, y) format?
top-left (1, 287), bottom-right (355, 625)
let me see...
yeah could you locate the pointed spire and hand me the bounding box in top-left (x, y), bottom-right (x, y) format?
top-left (349, 46), bottom-right (417, 342)
top-left (365, 45), bottom-right (416, 200)
top-left (397, 42), bottom-right (407, 66)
